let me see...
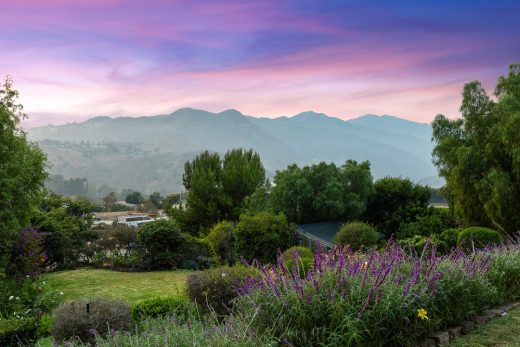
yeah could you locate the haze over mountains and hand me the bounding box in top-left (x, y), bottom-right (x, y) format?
top-left (28, 108), bottom-right (442, 194)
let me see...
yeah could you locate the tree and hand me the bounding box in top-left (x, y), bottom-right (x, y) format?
top-left (103, 192), bottom-right (118, 211)
top-left (164, 193), bottom-right (181, 207)
top-left (221, 148), bottom-right (266, 219)
top-left (31, 193), bottom-right (96, 269)
top-left (148, 192), bottom-right (163, 209)
top-left (206, 221), bottom-right (236, 265)
top-left (0, 78), bottom-right (47, 271)
top-left (136, 220), bottom-right (192, 269)
top-left (364, 177), bottom-right (431, 237)
top-left (234, 212), bottom-right (294, 263)
top-left (270, 160), bottom-right (373, 224)
top-left (432, 63), bottom-right (520, 234)
top-left (125, 191), bottom-right (145, 205)
top-left (176, 149), bottom-right (266, 234)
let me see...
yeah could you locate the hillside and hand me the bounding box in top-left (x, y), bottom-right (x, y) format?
top-left (28, 108), bottom-right (440, 193)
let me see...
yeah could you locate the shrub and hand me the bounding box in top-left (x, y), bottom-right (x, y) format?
top-left (234, 212), bottom-right (294, 263)
top-left (439, 228), bottom-right (462, 250)
top-left (335, 222), bottom-right (377, 251)
top-left (282, 246), bottom-right (313, 261)
top-left (131, 296), bottom-right (196, 322)
top-left (0, 317), bottom-right (38, 347)
top-left (136, 220), bottom-right (192, 269)
top-left (285, 257), bottom-right (313, 279)
top-left (234, 240), bottom-right (515, 347)
top-left (186, 266), bottom-right (257, 316)
top-left (457, 227), bottom-right (501, 250)
top-left (396, 207), bottom-right (456, 239)
top-left (7, 227), bottom-right (47, 280)
top-left (206, 221), bottom-right (236, 265)
top-left (51, 298), bottom-right (131, 343)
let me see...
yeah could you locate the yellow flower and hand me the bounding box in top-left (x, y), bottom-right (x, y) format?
top-left (417, 308), bottom-right (429, 320)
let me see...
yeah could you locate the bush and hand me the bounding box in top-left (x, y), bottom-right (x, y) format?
top-left (335, 222), bottom-right (377, 251)
top-left (186, 266), bottom-right (257, 316)
top-left (396, 207), bottom-right (456, 239)
top-left (438, 228), bottom-right (462, 250)
top-left (285, 257), bottom-right (313, 279)
top-left (282, 246), bottom-right (313, 261)
top-left (234, 212), bottom-right (295, 263)
top-left (131, 296), bottom-right (196, 322)
top-left (136, 220), bottom-right (194, 270)
top-left (457, 227), bottom-right (501, 250)
top-left (0, 317), bottom-right (38, 347)
top-left (206, 221), bottom-right (236, 265)
top-left (51, 298), bottom-right (131, 343)
top-left (234, 240), bottom-right (517, 347)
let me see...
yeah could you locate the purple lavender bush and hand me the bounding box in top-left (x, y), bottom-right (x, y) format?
top-left (233, 237), bottom-right (520, 346)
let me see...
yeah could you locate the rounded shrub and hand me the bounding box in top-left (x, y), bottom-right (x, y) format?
top-left (457, 227), bottom-right (500, 250)
top-left (285, 257), bottom-right (313, 278)
top-left (51, 298), bottom-right (131, 344)
top-left (282, 246), bottom-right (313, 262)
top-left (206, 221), bottom-right (236, 265)
top-left (186, 265), bottom-right (257, 316)
top-left (439, 228), bottom-right (462, 250)
top-left (131, 296), bottom-right (196, 322)
top-left (335, 222), bottom-right (377, 251)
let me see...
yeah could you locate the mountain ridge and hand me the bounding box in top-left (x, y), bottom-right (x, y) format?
top-left (28, 108), bottom-right (440, 193)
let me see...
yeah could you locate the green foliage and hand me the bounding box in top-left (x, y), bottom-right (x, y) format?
top-left (31, 193), bottom-right (96, 269)
top-left (457, 227), bottom-right (501, 250)
top-left (364, 177), bottom-right (431, 237)
top-left (186, 266), bottom-right (256, 315)
top-left (66, 315), bottom-right (275, 347)
top-left (7, 227), bottom-right (47, 280)
top-left (335, 222), bottom-right (377, 251)
top-left (51, 298), bottom-right (131, 344)
top-left (432, 63), bottom-right (520, 234)
top-left (136, 220), bottom-right (206, 270)
top-left (285, 257), bottom-right (314, 278)
top-left (148, 192), bottom-right (163, 209)
top-left (396, 207), bottom-right (456, 239)
top-left (206, 221), bottom-right (236, 265)
top-left (125, 191), bottom-right (145, 205)
top-left (0, 317), bottom-right (38, 347)
top-left (270, 160), bottom-right (373, 224)
top-left (282, 246), bottom-right (314, 261)
top-left (0, 78), bottom-right (47, 271)
top-left (234, 212), bottom-right (294, 263)
top-left (131, 296), bottom-right (196, 322)
top-left (179, 149), bottom-right (266, 234)
top-left (438, 228), bottom-right (462, 250)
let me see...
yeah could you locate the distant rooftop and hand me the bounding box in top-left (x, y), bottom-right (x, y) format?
top-left (296, 222), bottom-right (341, 248)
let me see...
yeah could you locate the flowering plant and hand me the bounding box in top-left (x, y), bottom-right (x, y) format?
top-left (234, 237), bottom-right (520, 346)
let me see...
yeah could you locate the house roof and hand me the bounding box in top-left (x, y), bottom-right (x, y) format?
top-left (296, 222), bottom-right (341, 248)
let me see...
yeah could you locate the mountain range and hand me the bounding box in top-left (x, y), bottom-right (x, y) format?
top-left (27, 108), bottom-right (442, 194)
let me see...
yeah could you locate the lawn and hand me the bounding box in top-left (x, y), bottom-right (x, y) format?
top-left (43, 268), bottom-right (190, 304)
top-left (451, 308), bottom-right (520, 347)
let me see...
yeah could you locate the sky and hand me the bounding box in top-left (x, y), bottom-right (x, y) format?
top-left (1, 0), bottom-right (519, 127)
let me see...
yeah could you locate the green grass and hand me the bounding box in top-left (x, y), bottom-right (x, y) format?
top-left (43, 268), bottom-right (189, 304)
top-left (451, 308), bottom-right (520, 347)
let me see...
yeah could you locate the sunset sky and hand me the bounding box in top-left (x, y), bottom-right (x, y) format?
top-left (2, 0), bottom-right (519, 127)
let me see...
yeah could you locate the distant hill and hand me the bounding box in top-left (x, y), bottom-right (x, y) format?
top-left (27, 108), bottom-right (441, 194)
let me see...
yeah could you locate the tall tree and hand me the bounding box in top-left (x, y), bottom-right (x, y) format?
top-left (270, 160), bottom-right (373, 224)
top-left (0, 78), bottom-right (47, 271)
top-left (177, 149), bottom-right (266, 234)
top-left (221, 148), bottom-right (266, 219)
top-left (432, 63), bottom-right (520, 234)
top-left (364, 177), bottom-right (431, 237)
